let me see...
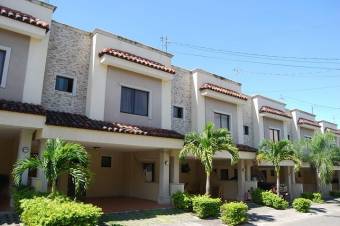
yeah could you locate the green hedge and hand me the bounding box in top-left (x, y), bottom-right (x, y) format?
top-left (220, 202), bottom-right (248, 226)
top-left (12, 186), bottom-right (47, 214)
top-left (300, 192), bottom-right (323, 203)
top-left (292, 198), bottom-right (311, 213)
top-left (329, 191), bottom-right (340, 198)
top-left (20, 196), bottom-right (103, 226)
top-left (251, 189), bottom-right (288, 209)
top-left (171, 192), bottom-right (193, 211)
top-left (192, 195), bottom-right (222, 219)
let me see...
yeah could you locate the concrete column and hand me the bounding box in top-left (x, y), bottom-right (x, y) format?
top-left (286, 167), bottom-right (292, 200)
top-left (161, 80), bottom-right (172, 130)
top-left (170, 152), bottom-right (180, 183)
top-left (283, 121), bottom-right (288, 140)
top-left (37, 140), bottom-right (48, 192)
top-left (237, 159), bottom-right (246, 200)
top-left (237, 105), bottom-right (244, 144)
top-left (259, 116), bottom-right (265, 142)
top-left (246, 160), bottom-right (252, 181)
top-left (158, 150), bottom-right (170, 204)
top-left (16, 129), bottom-right (34, 185)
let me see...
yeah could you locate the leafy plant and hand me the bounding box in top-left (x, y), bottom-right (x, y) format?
top-left (20, 196), bottom-right (103, 226)
top-left (180, 122), bottom-right (239, 195)
top-left (251, 189), bottom-right (288, 209)
top-left (257, 140), bottom-right (301, 196)
top-left (192, 195), bottom-right (222, 218)
top-left (220, 202), bottom-right (248, 226)
top-left (12, 186), bottom-right (47, 214)
top-left (171, 192), bottom-right (193, 211)
top-left (12, 138), bottom-right (91, 196)
top-left (251, 188), bottom-right (264, 205)
top-left (302, 132), bottom-right (340, 192)
top-left (292, 198), bottom-right (311, 213)
top-left (301, 192), bottom-right (323, 203)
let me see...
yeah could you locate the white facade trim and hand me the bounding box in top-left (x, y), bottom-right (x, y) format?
top-left (0, 45), bottom-right (11, 88)
top-left (0, 110), bottom-right (45, 128)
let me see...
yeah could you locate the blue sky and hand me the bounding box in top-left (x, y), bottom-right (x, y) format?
top-left (49, 0), bottom-right (340, 125)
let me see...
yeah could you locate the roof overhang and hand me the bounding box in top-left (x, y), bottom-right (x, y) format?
top-left (214, 150), bottom-right (256, 160)
top-left (36, 125), bottom-right (184, 150)
top-left (100, 54), bottom-right (173, 81)
top-left (0, 16), bottom-right (47, 39)
top-left (260, 112), bottom-right (291, 122)
top-left (201, 89), bottom-right (246, 105)
top-left (0, 110), bottom-right (45, 129)
top-left (258, 160), bottom-right (295, 167)
top-left (299, 123), bottom-right (319, 130)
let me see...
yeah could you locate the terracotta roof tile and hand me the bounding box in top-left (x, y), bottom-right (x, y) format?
top-left (0, 5), bottom-right (49, 31)
top-left (0, 99), bottom-right (45, 115)
top-left (259, 106), bottom-right (292, 119)
top-left (200, 83), bottom-right (248, 101)
top-left (298, 118), bottom-right (321, 128)
top-left (46, 111), bottom-right (184, 139)
top-left (98, 48), bottom-right (176, 74)
top-left (236, 144), bottom-right (257, 153)
top-left (325, 127), bottom-right (340, 135)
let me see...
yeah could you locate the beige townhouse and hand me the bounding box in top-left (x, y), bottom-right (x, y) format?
top-left (1, 0), bottom-right (340, 212)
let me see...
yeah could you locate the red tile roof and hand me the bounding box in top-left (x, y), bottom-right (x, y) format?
top-left (0, 5), bottom-right (49, 31)
top-left (236, 144), bottom-right (257, 153)
top-left (200, 83), bottom-right (248, 101)
top-left (325, 127), bottom-right (340, 135)
top-left (46, 111), bottom-right (184, 139)
top-left (259, 106), bottom-right (292, 119)
top-left (298, 118), bottom-right (321, 128)
top-left (0, 99), bottom-right (45, 115)
top-left (98, 48), bottom-right (176, 74)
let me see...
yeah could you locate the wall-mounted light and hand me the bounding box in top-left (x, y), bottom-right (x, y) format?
top-left (165, 160), bottom-right (169, 166)
top-left (22, 147), bottom-right (29, 154)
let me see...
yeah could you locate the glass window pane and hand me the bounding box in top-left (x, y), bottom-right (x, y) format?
top-left (120, 87), bottom-right (134, 114)
top-left (55, 76), bottom-right (73, 93)
top-left (134, 89), bottom-right (148, 116)
top-left (214, 113), bottom-right (221, 128)
top-left (0, 50), bottom-right (6, 83)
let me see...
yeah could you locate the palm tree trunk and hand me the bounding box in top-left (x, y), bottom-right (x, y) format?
top-left (205, 172), bottom-right (211, 195)
top-left (51, 180), bottom-right (56, 194)
top-left (276, 167), bottom-right (280, 196)
top-left (316, 169), bottom-right (321, 193)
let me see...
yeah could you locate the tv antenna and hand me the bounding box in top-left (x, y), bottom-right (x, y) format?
top-left (160, 36), bottom-right (169, 52)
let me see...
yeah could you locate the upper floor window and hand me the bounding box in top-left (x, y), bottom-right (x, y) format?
top-left (269, 128), bottom-right (280, 142)
top-left (214, 112), bottom-right (230, 130)
top-left (55, 75), bottom-right (75, 94)
top-left (173, 106), bottom-right (183, 119)
top-left (120, 86), bottom-right (149, 116)
top-left (0, 46), bottom-right (11, 88)
top-left (244, 125), bottom-right (249, 135)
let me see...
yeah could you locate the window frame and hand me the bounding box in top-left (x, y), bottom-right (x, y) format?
top-left (173, 105), bottom-right (184, 119)
top-left (143, 162), bottom-right (155, 183)
top-left (213, 111), bottom-right (231, 131)
top-left (269, 128), bottom-right (281, 142)
top-left (244, 125), bottom-right (249, 135)
top-left (101, 156), bottom-right (112, 168)
top-left (54, 74), bottom-right (77, 96)
top-left (120, 85), bottom-right (150, 117)
top-left (0, 45), bottom-right (11, 88)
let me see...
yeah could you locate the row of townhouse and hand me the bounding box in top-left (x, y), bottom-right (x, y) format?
top-left (0, 0), bottom-right (340, 210)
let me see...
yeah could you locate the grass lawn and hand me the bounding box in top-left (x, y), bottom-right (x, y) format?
top-left (100, 208), bottom-right (218, 226)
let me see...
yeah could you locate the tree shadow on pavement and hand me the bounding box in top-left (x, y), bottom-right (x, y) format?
top-left (246, 212), bottom-right (275, 223)
top-left (309, 207), bottom-right (327, 214)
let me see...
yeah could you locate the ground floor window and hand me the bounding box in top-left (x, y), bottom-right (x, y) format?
top-left (220, 169), bottom-right (229, 181)
top-left (143, 163), bottom-right (155, 182)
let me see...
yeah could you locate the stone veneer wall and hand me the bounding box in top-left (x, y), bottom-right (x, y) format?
top-left (242, 99), bottom-right (254, 147)
top-left (41, 21), bottom-right (91, 114)
top-left (171, 66), bottom-right (192, 135)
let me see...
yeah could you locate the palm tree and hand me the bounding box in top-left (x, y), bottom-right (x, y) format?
top-left (12, 138), bottom-right (91, 196)
top-left (179, 122), bottom-right (239, 195)
top-left (303, 132), bottom-right (340, 192)
top-left (256, 140), bottom-right (301, 196)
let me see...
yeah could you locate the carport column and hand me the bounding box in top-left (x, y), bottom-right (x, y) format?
top-left (170, 151), bottom-right (180, 184)
top-left (237, 159), bottom-right (246, 200)
top-left (246, 160), bottom-right (252, 181)
top-left (286, 167), bottom-right (293, 200)
top-left (158, 150), bottom-right (170, 204)
top-left (16, 129), bottom-right (34, 185)
top-left (37, 140), bottom-right (48, 192)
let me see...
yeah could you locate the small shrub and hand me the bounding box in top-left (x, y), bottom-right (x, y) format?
top-left (301, 192), bottom-right (323, 203)
top-left (220, 202), bottom-right (248, 226)
top-left (251, 188), bottom-right (264, 205)
top-left (171, 192), bottom-right (193, 211)
top-left (12, 186), bottom-right (47, 214)
top-left (20, 196), bottom-right (103, 226)
top-left (261, 191), bottom-right (288, 209)
top-left (292, 198), bottom-right (311, 213)
top-left (192, 195), bottom-right (222, 218)
top-left (329, 191), bottom-right (340, 198)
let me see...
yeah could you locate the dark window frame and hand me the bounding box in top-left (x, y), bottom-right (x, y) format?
top-left (143, 163), bottom-right (155, 183)
top-left (120, 86), bottom-right (149, 116)
top-left (269, 128), bottom-right (281, 142)
top-left (101, 156), bottom-right (112, 168)
top-left (173, 106), bottom-right (184, 119)
top-left (220, 169), bottom-right (229, 181)
top-left (55, 75), bottom-right (74, 93)
top-left (244, 125), bottom-right (249, 135)
top-left (214, 112), bottom-right (231, 130)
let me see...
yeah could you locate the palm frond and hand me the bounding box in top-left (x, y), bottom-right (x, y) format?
top-left (12, 157), bottom-right (42, 185)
